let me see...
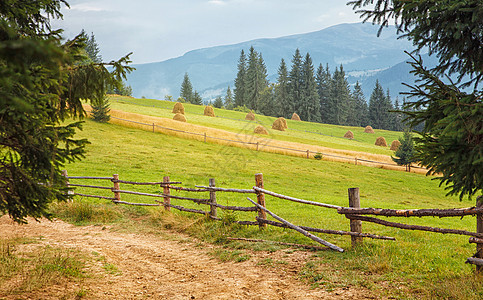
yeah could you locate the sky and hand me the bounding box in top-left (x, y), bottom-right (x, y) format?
top-left (51, 0), bottom-right (364, 65)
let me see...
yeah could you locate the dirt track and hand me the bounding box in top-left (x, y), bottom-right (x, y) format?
top-left (0, 216), bottom-right (374, 299)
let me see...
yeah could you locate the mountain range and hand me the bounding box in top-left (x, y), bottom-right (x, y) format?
top-left (126, 22), bottom-right (432, 102)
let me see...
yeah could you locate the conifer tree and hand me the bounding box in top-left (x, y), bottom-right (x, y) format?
top-left (192, 90), bottom-right (203, 105)
top-left (224, 86), bottom-right (234, 110)
top-left (288, 49), bottom-right (303, 118)
top-left (0, 0), bottom-right (133, 223)
top-left (213, 96), bottom-right (223, 108)
top-left (91, 95), bottom-right (111, 123)
top-left (80, 30), bottom-right (102, 63)
top-left (351, 81), bottom-right (368, 126)
top-left (180, 73), bottom-right (194, 103)
top-left (329, 65), bottom-right (350, 125)
top-left (244, 47), bottom-right (268, 111)
top-left (275, 59), bottom-right (289, 117)
top-left (300, 53), bottom-right (321, 122)
top-left (317, 64), bottom-right (332, 123)
top-left (368, 80), bottom-right (392, 129)
top-left (259, 84), bottom-right (276, 116)
top-left (234, 50), bottom-right (247, 107)
top-left (392, 130), bottom-right (416, 172)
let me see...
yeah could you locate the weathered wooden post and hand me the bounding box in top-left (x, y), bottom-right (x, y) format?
top-left (256, 142), bottom-right (259, 151)
top-left (204, 132), bottom-right (207, 143)
top-left (209, 178), bottom-right (217, 219)
top-left (355, 158), bottom-right (358, 166)
top-left (163, 176), bottom-right (171, 211)
top-left (348, 187), bottom-right (363, 247)
top-left (255, 173), bottom-right (267, 228)
top-left (306, 150), bottom-right (310, 159)
top-left (152, 123), bottom-right (155, 133)
top-left (476, 196), bottom-right (483, 273)
top-left (62, 170), bottom-right (74, 198)
top-left (112, 174), bottom-right (120, 202)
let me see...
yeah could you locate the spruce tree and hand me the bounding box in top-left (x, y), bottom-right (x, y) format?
top-left (317, 64), bottom-right (332, 124)
top-left (0, 0), bottom-right (133, 223)
top-left (368, 80), bottom-right (391, 129)
top-left (80, 30), bottom-right (102, 63)
top-left (351, 81), bottom-right (368, 127)
top-left (234, 50), bottom-right (247, 107)
top-left (91, 95), bottom-right (111, 122)
top-left (245, 46), bottom-right (267, 111)
top-left (274, 59), bottom-right (289, 117)
top-left (192, 90), bottom-right (203, 105)
top-left (350, 0), bottom-right (482, 199)
top-left (180, 73), bottom-right (194, 103)
top-left (288, 49), bottom-right (303, 118)
top-left (392, 130), bottom-right (416, 172)
top-left (213, 96), bottom-right (223, 108)
top-left (329, 65), bottom-right (351, 125)
top-left (224, 86), bottom-right (234, 110)
top-left (259, 84), bottom-right (276, 116)
top-left (300, 53), bottom-right (321, 122)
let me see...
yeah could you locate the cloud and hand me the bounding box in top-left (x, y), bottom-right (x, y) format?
top-left (70, 3), bottom-right (106, 12)
top-left (208, 0), bottom-right (226, 5)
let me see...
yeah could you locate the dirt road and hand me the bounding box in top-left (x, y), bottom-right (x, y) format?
top-left (0, 216), bottom-right (373, 299)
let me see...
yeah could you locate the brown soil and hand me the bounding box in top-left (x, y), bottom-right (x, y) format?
top-left (0, 216), bottom-right (373, 299)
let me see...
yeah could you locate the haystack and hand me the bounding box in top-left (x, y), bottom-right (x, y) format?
top-left (364, 125), bottom-right (375, 133)
top-left (173, 113), bottom-right (187, 122)
top-left (245, 111), bottom-right (255, 121)
top-left (344, 130), bottom-right (354, 139)
top-left (291, 113), bottom-right (301, 121)
top-left (172, 102), bottom-right (185, 114)
top-left (390, 140), bottom-right (401, 151)
top-left (254, 125), bottom-right (268, 135)
top-left (375, 136), bottom-right (387, 147)
top-left (204, 106), bottom-right (215, 117)
top-left (272, 118), bottom-right (286, 131)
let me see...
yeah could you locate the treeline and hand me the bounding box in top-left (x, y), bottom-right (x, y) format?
top-left (231, 46), bottom-right (405, 131)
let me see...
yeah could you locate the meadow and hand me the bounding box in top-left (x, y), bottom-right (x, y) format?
top-left (53, 106), bottom-right (483, 299)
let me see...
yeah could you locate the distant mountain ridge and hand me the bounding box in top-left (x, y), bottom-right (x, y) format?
top-left (126, 22), bottom-right (426, 101)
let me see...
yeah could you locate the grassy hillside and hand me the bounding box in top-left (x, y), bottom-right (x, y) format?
top-left (107, 95), bottom-right (404, 156)
top-left (59, 117), bottom-right (482, 299)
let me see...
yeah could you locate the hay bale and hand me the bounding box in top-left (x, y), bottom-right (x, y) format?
top-left (245, 111), bottom-right (255, 121)
top-left (375, 136), bottom-right (387, 147)
top-left (204, 105), bottom-right (215, 117)
top-left (291, 113), bottom-right (301, 121)
top-left (344, 130), bottom-right (354, 139)
top-left (390, 140), bottom-right (401, 151)
top-left (364, 125), bottom-right (375, 133)
top-left (173, 113), bottom-right (187, 122)
top-left (172, 102), bottom-right (185, 114)
top-left (272, 118), bottom-right (286, 131)
top-left (254, 125), bottom-right (268, 135)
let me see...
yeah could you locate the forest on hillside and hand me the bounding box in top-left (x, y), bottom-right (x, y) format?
top-left (180, 47), bottom-right (414, 132)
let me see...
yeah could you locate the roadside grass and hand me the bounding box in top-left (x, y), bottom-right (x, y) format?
top-left (50, 118), bottom-right (482, 299)
top-left (0, 236), bottom-right (89, 298)
top-left (107, 95), bottom-right (403, 156)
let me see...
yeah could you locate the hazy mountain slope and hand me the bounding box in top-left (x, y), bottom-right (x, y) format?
top-left (126, 23), bottom-right (419, 100)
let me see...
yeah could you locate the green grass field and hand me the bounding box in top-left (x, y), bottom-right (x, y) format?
top-left (108, 95), bottom-right (404, 156)
top-left (57, 114), bottom-right (482, 299)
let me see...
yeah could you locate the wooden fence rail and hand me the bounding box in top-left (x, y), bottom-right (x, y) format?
top-left (63, 170), bottom-right (483, 270)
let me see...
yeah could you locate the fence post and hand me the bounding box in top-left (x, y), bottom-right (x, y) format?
top-left (62, 170), bottom-right (74, 198)
top-left (306, 150), bottom-right (310, 159)
top-left (476, 196), bottom-right (483, 273)
top-left (255, 173), bottom-right (267, 228)
top-left (355, 158), bottom-right (358, 165)
top-left (204, 132), bottom-right (207, 143)
top-left (152, 123), bottom-right (155, 133)
top-left (209, 178), bottom-right (217, 219)
top-left (163, 176), bottom-right (171, 211)
top-left (113, 174), bottom-right (120, 202)
top-left (348, 187), bottom-right (363, 247)
top-left (256, 142), bottom-right (259, 151)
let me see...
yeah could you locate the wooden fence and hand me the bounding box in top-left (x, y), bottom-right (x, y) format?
top-left (63, 171), bottom-right (483, 271)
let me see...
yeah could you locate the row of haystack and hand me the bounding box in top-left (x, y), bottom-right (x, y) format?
top-left (344, 126), bottom-right (401, 150)
top-left (171, 102), bottom-right (216, 122)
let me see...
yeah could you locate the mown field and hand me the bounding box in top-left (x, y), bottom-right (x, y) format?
top-left (107, 95), bottom-right (404, 156)
top-left (52, 105), bottom-right (483, 300)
